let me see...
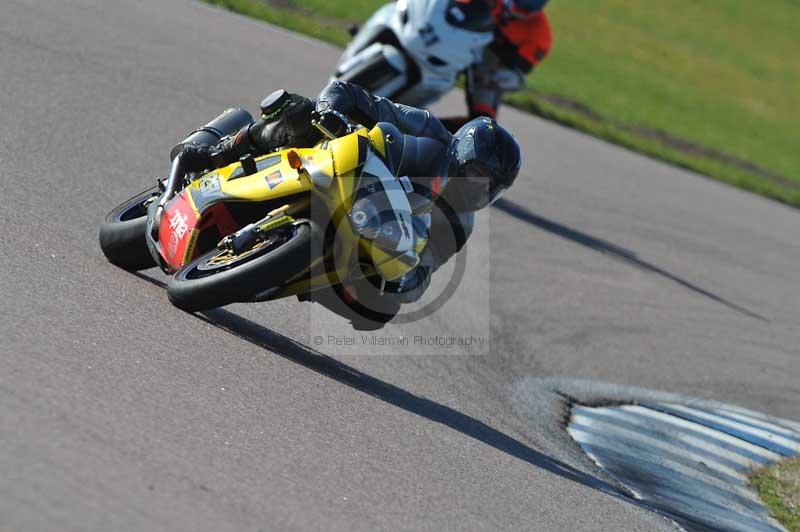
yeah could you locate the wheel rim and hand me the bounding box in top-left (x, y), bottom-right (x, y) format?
top-left (184, 225), bottom-right (296, 280)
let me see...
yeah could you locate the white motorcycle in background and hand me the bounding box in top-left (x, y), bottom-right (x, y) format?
top-left (333, 0), bottom-right (494, 109)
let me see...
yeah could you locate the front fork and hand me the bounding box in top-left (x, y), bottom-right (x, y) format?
top-left (218, 205), bottom-right (294, 255)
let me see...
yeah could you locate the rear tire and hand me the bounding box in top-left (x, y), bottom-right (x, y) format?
top-left (167, 222), bottom-right (317, 312)
top-left (335, 278), bottom-right (401, 328)
top-left (99, 187), bottom-right (158, 271)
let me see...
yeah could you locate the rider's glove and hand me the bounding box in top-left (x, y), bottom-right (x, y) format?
top-left (492, 67), bottom-right (525, 92)
top-left (312, 105), bottom-right (349, 138)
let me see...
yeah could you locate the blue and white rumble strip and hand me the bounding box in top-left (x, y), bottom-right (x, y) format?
top-left (568, 403), bottom-right (800, 532)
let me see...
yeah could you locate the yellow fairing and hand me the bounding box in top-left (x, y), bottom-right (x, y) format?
top-left (326, 130), bottom-right (368, 209)
top-left (329, 131), bottom-right (363, 175)
top-left (188, 126), bottom-right (419, 298)
top-left (370, 247), bottom-right (419, 281)
top-left (190, 125), bottom-right (386, 203)
top-left (367, 126), bottom-right (386, 157)
top-left (325, 125), bottom-right (391, 208)
top-left (368, 224), bottom-right (427, 281)
top-left (208, 149), bottom-right (332, 201)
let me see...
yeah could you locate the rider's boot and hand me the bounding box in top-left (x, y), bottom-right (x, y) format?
top-left (181, 90), bottom-right (320, 172)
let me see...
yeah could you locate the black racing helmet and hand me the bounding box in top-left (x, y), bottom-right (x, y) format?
top-left (445, 117), bottom-right (521, 212)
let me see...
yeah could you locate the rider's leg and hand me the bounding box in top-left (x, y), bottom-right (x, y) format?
top-left (466, 47), bottom-right (525, 119)
top-left (180, 91), bottom-right (319, 171)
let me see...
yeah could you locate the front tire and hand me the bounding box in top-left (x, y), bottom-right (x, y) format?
top-left (99, 187), bottom-right (158, 271)
top-left (167, 222), bottom-right (316, 312)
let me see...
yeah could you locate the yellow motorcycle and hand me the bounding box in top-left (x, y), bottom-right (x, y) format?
top-left (99, 108), bottom-right (428, 316)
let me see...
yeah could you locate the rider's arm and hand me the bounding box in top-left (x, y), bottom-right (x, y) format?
top-left (463, 11), bottom-right (551, 120)
top-left (317, 81), bottom-right (453, 145)
top-left (492, 10), bottom-right (552, 74)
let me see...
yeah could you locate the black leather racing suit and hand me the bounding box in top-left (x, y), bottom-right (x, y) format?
top-left (214, 81), bottom-right (476, 302)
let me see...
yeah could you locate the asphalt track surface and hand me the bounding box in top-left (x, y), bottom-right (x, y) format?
top-left (1, 0), bottom-right (798, 530)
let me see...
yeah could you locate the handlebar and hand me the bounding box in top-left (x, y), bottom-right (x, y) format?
top-left (311, 108), bottom-right (355, 140)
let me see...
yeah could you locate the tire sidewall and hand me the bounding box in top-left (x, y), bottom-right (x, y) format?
top-left (167, 222), bottom-right (318, 312)
top-left (99, 187), bottom-right (159, 271)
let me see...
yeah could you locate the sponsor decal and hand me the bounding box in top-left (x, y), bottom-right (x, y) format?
top-left (168, 232), bottom-right (180, 257)
top-left (259, 216), bottom-right (293, 234)
top-left (398, 176), bottom-right (414, 194)
top-left (167, 209), bottom-right (189, 258)
top-left (159, 192), bottom-right (199, 269)
top-left (199, 174), bottom-right (220, 193)
top-left (265, 169), bottom-right (283, 189)
top-left (419, 23), bottom-right (439, 47)
top-left (169, 209), bottom-right (189, 240)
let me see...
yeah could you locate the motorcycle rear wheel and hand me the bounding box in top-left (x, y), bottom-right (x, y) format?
top-left (167, 222), bottom-right (316, 312)
top-left (99, 186), bottom-right (158, 271)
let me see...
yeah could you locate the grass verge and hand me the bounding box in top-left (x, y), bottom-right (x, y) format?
top-left (751, 456), bottom-right (800, 531)
top-left (201, 0), bottom-right (800, 208)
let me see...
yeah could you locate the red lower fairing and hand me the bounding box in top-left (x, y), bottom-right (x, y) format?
top-left (158, 191), bottom-right (239, 271)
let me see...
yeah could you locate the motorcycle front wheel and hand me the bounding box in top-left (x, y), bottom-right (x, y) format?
top-left (167, 222), bottom-right (316, 312)
top-left (99, 186), bottom-right (159, 271)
